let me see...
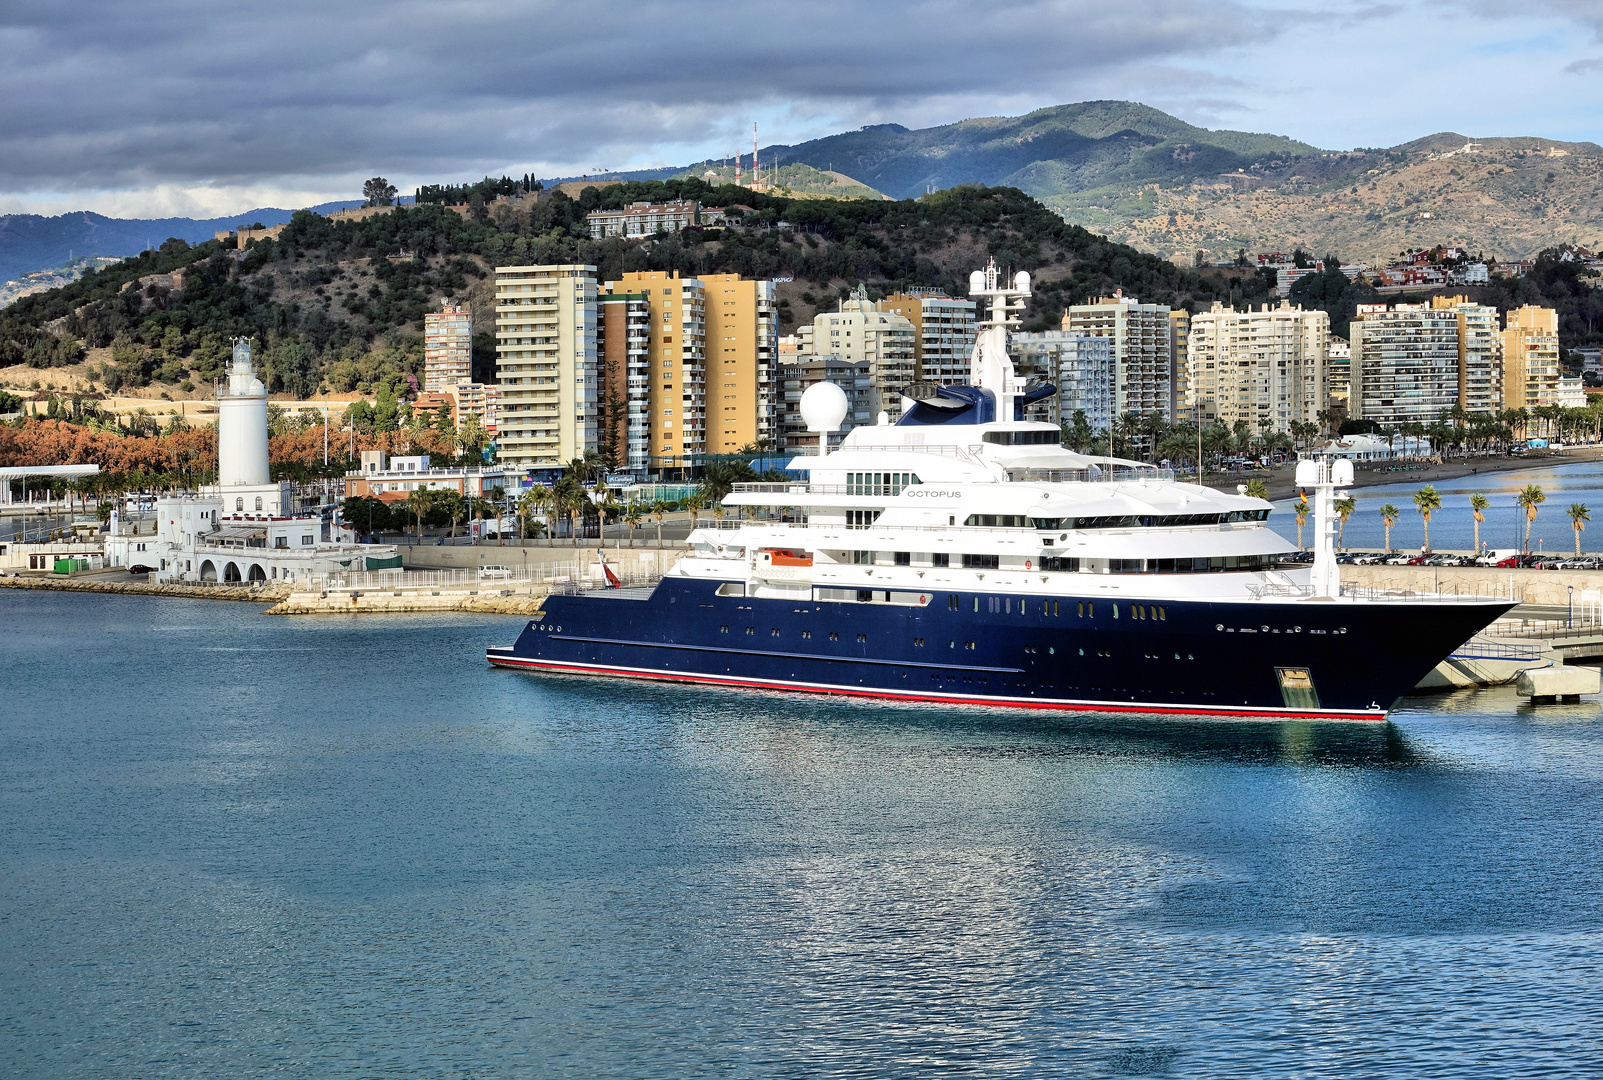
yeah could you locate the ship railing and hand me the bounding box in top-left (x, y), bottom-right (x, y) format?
top-left (1448, 637), bottom-right (1544, 662)
top-left (1337, 584), bottom-right (1514, 603)
top-left (1008, 467), bottom-right (1176, 484)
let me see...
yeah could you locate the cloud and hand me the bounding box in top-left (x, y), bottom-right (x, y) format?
top-left (1565, 57), bottom-right (1603, 74)
top-left (0, 0), bottom-right (1275, 211)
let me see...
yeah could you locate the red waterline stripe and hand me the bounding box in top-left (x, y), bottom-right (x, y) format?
top-left (486, 653), bottom-right (1387, 722)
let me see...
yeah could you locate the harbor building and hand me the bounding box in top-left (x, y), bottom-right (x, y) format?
top-left (1009, 331), bottom-right (1114, 431)
top-left (1186, 302), bottom-right (1328, 434)
top-left (110, 341), bottom-right (395, 581)
top-left (876, 290), bottom-right (977, 384)
top-left (423, 303), bottom-right (472, 391)
top-left (1061, 293), bottom-right (1174, 423)
top-left (1502, 304), bottom-right (1563, 411)
top-left (796, 287), bottom-right (916, 418)
top-left (494, 264), bottom-right (599, 470)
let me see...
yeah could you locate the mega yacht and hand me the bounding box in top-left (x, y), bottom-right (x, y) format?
top-left (488, 263), bottom-right (1512, 719)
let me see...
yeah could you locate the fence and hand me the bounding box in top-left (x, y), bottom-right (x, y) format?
top-left (292, 557), bottom-right (669, 594)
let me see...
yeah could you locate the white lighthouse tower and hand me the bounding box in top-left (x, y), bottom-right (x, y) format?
top-left (217, 339), bottom-right (269, 486)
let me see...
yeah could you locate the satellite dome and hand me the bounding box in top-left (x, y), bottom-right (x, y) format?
top-left (799, 380), bottom-right (849, 433)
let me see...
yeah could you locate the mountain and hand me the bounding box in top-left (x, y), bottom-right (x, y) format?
top-left (593, 101), bottom-right (1602, 264)
top-left (0, 201), bottom-right (364, 285)
top-left (677, 161), bottom-right (888, 200)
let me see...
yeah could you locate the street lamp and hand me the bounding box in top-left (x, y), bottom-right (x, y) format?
top-left (1569, 584), bottom-right (1575, 629)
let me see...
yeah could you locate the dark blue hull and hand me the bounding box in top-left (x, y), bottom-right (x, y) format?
top-left (486, 579), bottom-right (1514, 719)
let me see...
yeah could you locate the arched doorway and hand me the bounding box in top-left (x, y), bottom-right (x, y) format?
top-left (248, 563), bottom-right (266, 582)
top-left (199, 560), bottom-right (216, 581)
top-left (224, 562), bottom-right (242, 582)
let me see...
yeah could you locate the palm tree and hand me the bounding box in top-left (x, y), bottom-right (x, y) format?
top-left (1381, 503), bottom-right (1400, 552)
top-left (515, 487), bottom-right (540, 541)
top-left (1244, 479), bottom-right (1269, 501)
top-left (1570, 503), bottom-right (1590, 555)
top-left (651, 499), bottom-right (671, 546)
top-left (1334, 494), bottom-right (1355, 549)
top-left (1469, 494), bottom-right (1489, 554)
top-left (525, 484), bottom-right (554, 544)
top-left (1517, 484), bottom-right (1546, 553)
top-left (405, 488), bottom-right (434, 540)
top-left (683, 491), bottom-right (706, 532)
top-left (1293, 496), bottom-right (1308, 549)
top-left (623, 505), bottom-right (643, 548)
top-left (1413, 485), bottom-right (1441, 552)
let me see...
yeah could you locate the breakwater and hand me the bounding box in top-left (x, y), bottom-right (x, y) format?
top-left (0, 575), bottom-right (290, 602)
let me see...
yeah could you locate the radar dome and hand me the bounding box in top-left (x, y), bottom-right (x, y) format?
top-left (1013, 270), bottom-right (1031, 294)
top-left (968, 269), bottom-right (985, 296)
top-left (799, 380), bottom-right (849, 433)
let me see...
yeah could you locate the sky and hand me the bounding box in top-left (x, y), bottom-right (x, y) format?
top-left (3, 0), bottom-right (1603, 219)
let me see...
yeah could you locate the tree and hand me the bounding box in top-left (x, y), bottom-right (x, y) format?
top-left (1244, 479), bottom-right (1269, 500)
top-left (1413, 485), bottom-right (1441, 552)
top-left (1334, 494), bottom-right (1355, 549)
top-left (1380, 503), bottom-right (1399, 551)
top-left (1570, 503), bottom-right (1590, 555)
top-left (683, 490), bottom-right (706, 531)
top-left (1470, 493), bottom-right (1489, 553)
top-left (1517, 484), bottom-right (1546, 553)
top-left (623, 505), bottom-right (643, 548)
top-left (1293, 495), bottom-right (1308, 549)
top-left (363, 177), bottom-right (398, 207)
top-left (651, 499), bottom-right (671, 546)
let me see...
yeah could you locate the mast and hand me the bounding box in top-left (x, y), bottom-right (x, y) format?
top-left (964, 258), bottom-right (1031, 421)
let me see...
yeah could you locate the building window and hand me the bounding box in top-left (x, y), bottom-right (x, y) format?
top-left (236, 497), bottom-right (244, 511)
top-left (254, 497), bottom-right (263, 511)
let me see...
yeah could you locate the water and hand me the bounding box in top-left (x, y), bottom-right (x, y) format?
top-left (6, 592), bottom-right (1603, 1077)
top-left (1273, 459), bottom-right (1603, 554)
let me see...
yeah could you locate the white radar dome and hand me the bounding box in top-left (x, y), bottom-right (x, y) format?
top-left (799, 380), bottom-right (849, 433)
top-left (969, 269), bottom-right (985, 296)
top-left (1013, 270), bottom-right (1031, 294)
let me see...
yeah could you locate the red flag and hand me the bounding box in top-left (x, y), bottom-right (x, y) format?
top-left (600, 552), bottom-right (621, 588)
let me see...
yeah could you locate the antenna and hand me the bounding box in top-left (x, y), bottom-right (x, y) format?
top-left (753, 123), bottom-right (758, 191)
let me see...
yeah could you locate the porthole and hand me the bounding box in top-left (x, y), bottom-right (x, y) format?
top-left (1216, 623), bottom-right (1225, 631)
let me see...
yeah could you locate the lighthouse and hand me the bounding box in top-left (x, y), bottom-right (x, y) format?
top-left (217, 339), bottom-right (270, 486)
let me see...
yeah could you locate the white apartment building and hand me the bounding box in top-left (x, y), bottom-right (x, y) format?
top-left (1062, 293), bottom-right (1173, 422)
top-left (423, 304), bottom-right (472, 391)
top-left (1010, 331), bottom-right (1115, 432)
top-left (1435, 296), bottom-right (1502, 416)
top-left (797, 288), bottom-right (917, 416)
top-left (494, 264), bottom-right (599, 469)
top-left (1350, 303), bottom-right (1460, 429)
top-left (1187, 302), bottom-right (1329, 434)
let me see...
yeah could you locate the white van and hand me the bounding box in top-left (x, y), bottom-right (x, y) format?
top-left (478, 564), bottom-right (512, 579)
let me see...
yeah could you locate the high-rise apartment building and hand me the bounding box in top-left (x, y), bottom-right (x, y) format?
top-left (1326, 337), bottom-right (1351, 412)
top-left (1010, 331), bottom-right (1115, 431)
top-left (1349, 303), bottom-right (1460, 428)
top-left (876, 291), bottom-right (977, 384)
top-left (797, 288), bottom-right (916, 417)
top-left (603, 271), bottom-right (777, 468)
top-left (493, 264), bottom-right (598, 469)
top-left (1186, 302), bottom-right (1329, 434)
top-left (701, 273), bottom-right (778, 452)
top-left (605, 271), bottom-right (706, 469)
top-left (597, 292), bottom-right (652, 470)
top-left (423, 304), bottom-right (472, 391)
top-left (1502, 304), bottom-right (1562, 411)
top-left (1062, 294), bottom-right (1173, 421)
top-left (1431, 295), bottom-right (1502, 416)
top-left (1169, 309), bottom-right (1191, 422)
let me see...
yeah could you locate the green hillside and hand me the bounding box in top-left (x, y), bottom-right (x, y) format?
top-left (680, 161), bottom-right (887, 200)
top-left (0, 181), bottom-right (1230, 399)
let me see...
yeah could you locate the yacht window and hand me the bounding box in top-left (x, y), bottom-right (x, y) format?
top-left (981, 429), bottom-right (1060, 445)
top-left (893, 552), bottom-right (910, 566)
top-left (931, 553), bottom-right (950, 568)
top-left (846, 471), bottom-right (920, 496)
top-left (1041, 556), bottom-right (1079, 572)
top-left (962, 554), bottom-right (1000, 569)
top-left (851, 550), bottom-right (873, 565)
top-left (965, 514), bottom-right (1031, 528)
top-left (846, 510), bottom-right (881, 529)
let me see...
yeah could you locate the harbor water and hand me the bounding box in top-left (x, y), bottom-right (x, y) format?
top-left (5, 591), bottom-right (1603, 1077)
top-left (1274, 458), bottom-right (1603, 554)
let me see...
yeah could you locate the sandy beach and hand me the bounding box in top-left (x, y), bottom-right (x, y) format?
top-left (1198, 445), bottom-right (1603, 502)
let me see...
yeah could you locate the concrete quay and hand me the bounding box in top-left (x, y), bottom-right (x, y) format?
top-left (1341, 563), bottom-right (1603, 607)
top-left (265, 581), bottom-right (549, 616)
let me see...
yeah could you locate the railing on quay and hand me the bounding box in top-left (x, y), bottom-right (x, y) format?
top-left (293, 559), bottom-right (670, 595)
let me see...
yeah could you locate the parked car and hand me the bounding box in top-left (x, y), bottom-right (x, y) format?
top-left (478, 564), bottom-right (513, 579)
top-left (1354, 552), bottom-right (1388, 565)
top-left (127, 564), bottom-right (154, 575)
top-left (1384, 553), bottom-right (1416, 565)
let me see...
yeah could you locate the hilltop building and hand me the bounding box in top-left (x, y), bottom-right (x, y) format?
top-left (586, 201), bottom-right (703, 239)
